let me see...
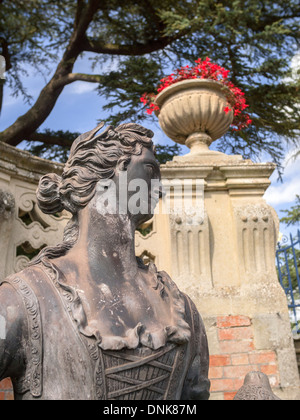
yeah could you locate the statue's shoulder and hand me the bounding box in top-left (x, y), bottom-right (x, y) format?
top-left (0, 272), bottom-right (27, 313)
top-left (0, 272), bottom-right (30, 380)
top-left (156, 269), bottom-right (201, 320)
top-left (155, 268), bottom-right (204, 334)
top-left (0, 267), bottom-right (44, 395)
top-left (0, 279), bottom-right (21, 334)
top-left (1, 263), bottom-right (45, 292)
top-left (0, 264), bottom-right (48, 326)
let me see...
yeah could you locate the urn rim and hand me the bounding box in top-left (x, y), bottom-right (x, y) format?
top-left (154, 78), bottom-right (231, 113)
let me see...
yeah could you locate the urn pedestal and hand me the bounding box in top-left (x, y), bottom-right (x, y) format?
top-left (136, 78), bottom-right (300, 400)
top-left (155, 79), bottom-right (233, 156)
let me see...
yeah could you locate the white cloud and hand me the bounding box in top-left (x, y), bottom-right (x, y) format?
top-left (64, 81), bottom-right (97, 95)
top-left (264, 155), bottom-right (300, 206)
top-left (291, 52), bottom-right (300, 78)
top-left (265, 177), bottom-right (300, 206)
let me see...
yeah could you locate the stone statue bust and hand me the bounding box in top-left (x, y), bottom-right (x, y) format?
top-left (0, 123), bottom-right (210, 400)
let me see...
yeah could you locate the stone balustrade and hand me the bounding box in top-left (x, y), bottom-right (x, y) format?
top-left (0, 141), bottom-right (299, 400)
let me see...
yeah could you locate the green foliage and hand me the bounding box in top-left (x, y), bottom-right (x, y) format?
top-left (154, 143), bottom-right (182, 164)
top-left (98, 56), bottom-right (165, 126)
top-left (0, 0), bottom-right (68, 102)
top-left (278, 196), bottom-right (300, 331)
top-left (280, 195), bottom-right (300, 226)
top-left (23, 129), bottom-right (80, 162)
top-left (276, 236), bottom-right (300, 332)
top-left (24, 127), bottom-right (181, 165)
top-left (97, 0), bottom-right (300, 166)
top-left (25, 142), bottom-right (69, 163)
top-left (1, 0), bottom-right (299, 166)
top-left (17, 241), bottom-right (47, 261)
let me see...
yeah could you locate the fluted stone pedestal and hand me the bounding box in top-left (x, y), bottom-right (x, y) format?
top-left (135, 149), bottom-right (300, 400)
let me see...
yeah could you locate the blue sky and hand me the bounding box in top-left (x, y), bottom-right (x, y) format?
top-left (1, 55), bottom-right (299, 241)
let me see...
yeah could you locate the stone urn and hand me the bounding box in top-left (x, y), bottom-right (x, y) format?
top-left (155, 79), bottom-right (234, 155)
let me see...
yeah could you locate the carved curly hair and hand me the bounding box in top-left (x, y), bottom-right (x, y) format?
top-left (30, 122), bottom-right (154, 264)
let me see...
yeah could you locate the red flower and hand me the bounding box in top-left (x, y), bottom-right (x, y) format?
top-left (140, 58), bottom-right (252, 131)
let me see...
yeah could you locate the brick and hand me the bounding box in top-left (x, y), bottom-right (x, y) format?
top-left (218, 326), bottom-right (253, 341)
top-left (233, 377), bottom-right (245, 391)
top-left (210, 378), bottom-right (235, 392)
top-left (217, 315), bottom-right (251, 329)
top-left (224, 392), bottom-right (237, 401)
top-left (231, 354), bottom-right (249, 365)
top-left (260, 364), bottom-right (278, 376)
top-left (249, 351), bottom-right (277, 365)
top-left (5, 391), bottom-right (14, 401)
top-left (0, 378), bottom-right (12, 390)
top-left (219, 339), bottom-right (254, 354)
top-left (223, 365), bottom-right (256, 379)
top-left (209, 366), bottom-right (223, 379)
top-left (0, 392), bottom-right (5, 401)
top-left (210, 355), bottom-right (231, 367)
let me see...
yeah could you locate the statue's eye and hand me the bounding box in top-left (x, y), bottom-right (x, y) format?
top-left (146, 164), bottom-right (155, 176)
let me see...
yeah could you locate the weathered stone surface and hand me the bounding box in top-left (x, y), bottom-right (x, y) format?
top-left (155, 79), bottom-right (234, 148)
top-left (138, 149), bottom-right (300, 400)
top-left (0, 124), bottom-right (210, 400)
top-left (233, 371), bottom-right (281, 400)
top-left (0, 190), bottom-right (15, 281)
top-left (0, 142), bottom-right (69, 280)
top-left (1, 124), bottom-right (300, 399)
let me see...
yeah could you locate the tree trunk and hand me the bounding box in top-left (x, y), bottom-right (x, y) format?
top-left (0, 82), bottom-right (3, 116)
top-left (0, 78), bottom-right (66, 146)
top-left (0, 30), bottom-right (84, 146)
top-left (0, 0), bottom-right (99, 146)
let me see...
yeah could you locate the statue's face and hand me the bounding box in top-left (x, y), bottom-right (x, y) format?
top-left (94, 147), bottom-right (162, 226)
top-left (124, 147), bottom-right (161, 226)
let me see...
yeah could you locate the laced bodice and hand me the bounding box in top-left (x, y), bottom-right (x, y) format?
top-left (0, 261), bottom-right (210, 400)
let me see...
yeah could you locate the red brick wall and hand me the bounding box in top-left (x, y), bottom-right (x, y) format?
top-left (0, 315), bottom-right (280, 401)
top-left (0, 378), bottom-right (13, 401)
top-left (209, 315), bottom-right (279, 400)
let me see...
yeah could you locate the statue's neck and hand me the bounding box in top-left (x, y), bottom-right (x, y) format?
top-left (58, 206), bottom-right (139, 286)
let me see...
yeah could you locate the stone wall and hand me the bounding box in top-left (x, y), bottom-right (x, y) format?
top-left (0, 143), bottom-right (68, 400)
top-left (208, 315), bottom-right (279, 400)
top-left (0, 142), bottom-right (299, 400)
top-left (0, 142), bottom-right (69, 280)
top-left (136, 150), bottom-right (300, 400)
top-left (294, 339), bottom-right (300, 376)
